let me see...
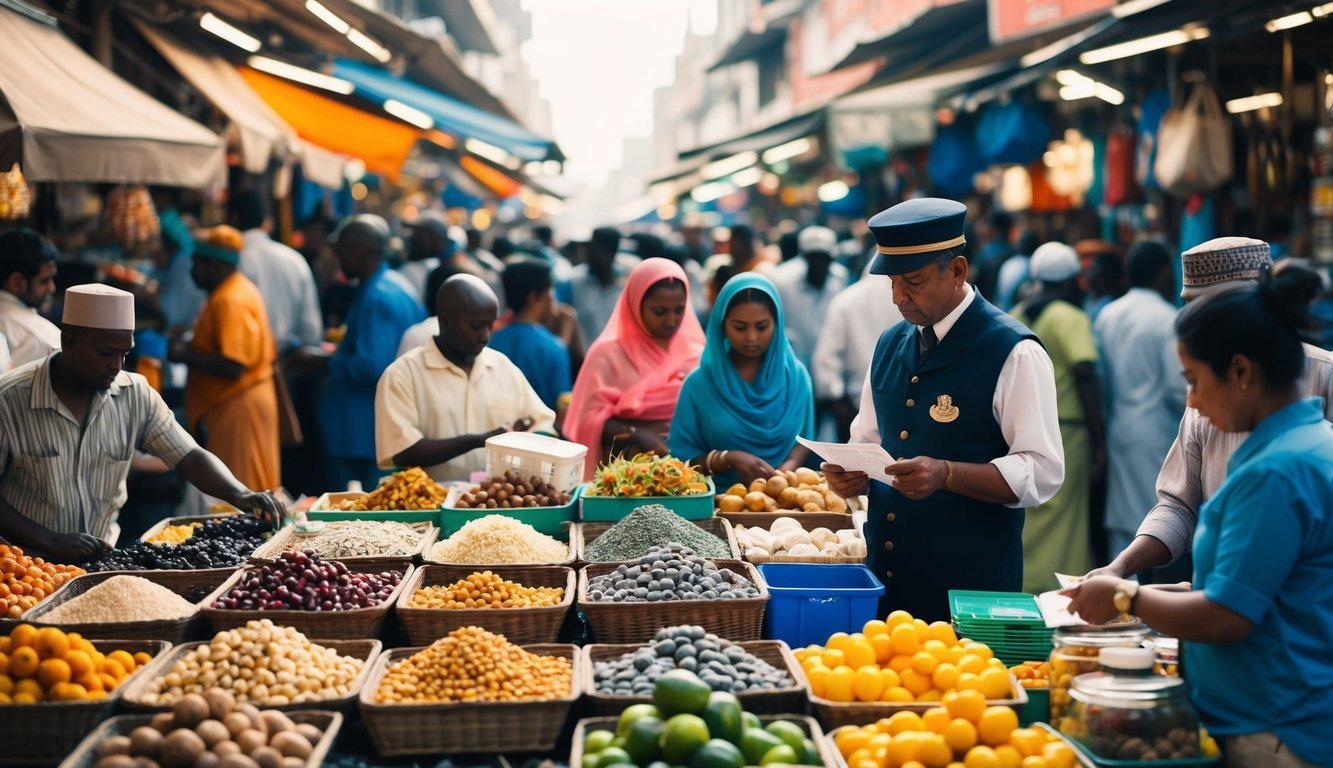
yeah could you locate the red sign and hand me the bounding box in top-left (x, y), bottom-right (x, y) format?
top-left (988, 0), bottom-right (1116, 42)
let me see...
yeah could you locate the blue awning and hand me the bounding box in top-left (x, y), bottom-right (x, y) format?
top-left (333, 59), bottom-right (556, 162)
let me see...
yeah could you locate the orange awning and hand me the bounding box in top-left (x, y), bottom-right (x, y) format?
top-left (239, 67), bottom-right (421, 182)
top-left (459, 155), bottom-right (521, 198)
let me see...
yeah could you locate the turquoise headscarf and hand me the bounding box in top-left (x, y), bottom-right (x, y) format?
top-left (680, 272), bottom-right (813, 466)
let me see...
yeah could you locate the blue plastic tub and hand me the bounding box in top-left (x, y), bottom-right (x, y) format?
top-left (758, 563), bottom-right (885, 649)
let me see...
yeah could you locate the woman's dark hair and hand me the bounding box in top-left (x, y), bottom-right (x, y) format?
top-left (643, 277), bottom-right (686, 301)
top-left (1175, 263), bottom-right (1321, 389)
top-left (725, 287), bottom-right (777, 319)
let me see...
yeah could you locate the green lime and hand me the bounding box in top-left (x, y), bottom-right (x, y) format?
top-left (760, 744), bottom-right (799, 765)
top-left (738, 728), bottom-right (785, 765)
top-left (764, 720), bottom-right (806, 752)
top-left (595, 747), bottom-right (633, 768)
top-left (741, 712), bottom-right (762, 731)
top-left (618, 703), bottom-right (663, 737)
top-left (800, 738), bottom-right (821, 765)
top-left (659, 713), bottom-right (711, 763)
top-left (690, 738), bottom-right (745, 768)
top-left (585, 729), bottom-right (617, 754)
top-left (701, 692), bottom-right (743, 745)
top-left (653, 669), bottom-right (713, 717)
top-left (624, 716), bottom-right (666, 764)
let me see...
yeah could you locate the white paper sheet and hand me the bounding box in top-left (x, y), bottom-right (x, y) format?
top-left (1037, 589), bottom-right (1087, 628)
top-left (1055, 572), bottom-right (1084, 589)
top-left (797, 437), bottom-right (898, 485)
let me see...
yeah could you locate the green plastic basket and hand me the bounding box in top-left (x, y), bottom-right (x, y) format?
top-left (950, 590), bottom-right (1046, 624)
top-left (1019, 687), bottom-right (1050, 725)
top-left (579, 477), bottom-right (716, 521)
top-left (439, 485), bottom-right (583, 536)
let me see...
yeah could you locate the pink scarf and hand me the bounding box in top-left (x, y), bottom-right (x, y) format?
top-left (565, 258), bottom-right (705, 478)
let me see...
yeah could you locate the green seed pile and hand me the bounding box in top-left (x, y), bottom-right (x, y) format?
top-left (584, 504), bottom-right (729, 562)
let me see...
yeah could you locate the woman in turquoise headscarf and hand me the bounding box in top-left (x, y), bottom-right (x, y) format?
top-left (671, 273), bottom-right (814, 487)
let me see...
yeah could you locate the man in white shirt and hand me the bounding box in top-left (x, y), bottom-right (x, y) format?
top-left (375, 275), bottom-right (554, 483)
top-left (824, 198), bottom-right (1063, 621)
top-left (0, 228), bottom-right (61, 367)
top-left (813, 259), bottom-right (903, 440)
top-left (773, 226), bottom-right (850, 373)
top-left (229, 190), bottom-right (323, 352)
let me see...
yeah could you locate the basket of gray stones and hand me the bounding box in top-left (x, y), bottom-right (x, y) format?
top-left (576, 543), bottom-right (769, 643)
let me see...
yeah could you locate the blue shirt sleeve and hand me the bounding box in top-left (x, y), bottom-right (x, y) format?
top-left (550, 341), bottom-right (572, 405)
top-left (669, 373), bottom-right (706, 460)
top-left (1202, 469), bottom-right (1304, 625)
top-left (330, 289), bottom-right (425, 387)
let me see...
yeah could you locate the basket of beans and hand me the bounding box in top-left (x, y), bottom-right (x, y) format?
top-left (395, 564), bottom-right (576, 645)
top-left (201, 551), bottom-right (409, 640)
top-left (444, 470), bottom-right (581, 537)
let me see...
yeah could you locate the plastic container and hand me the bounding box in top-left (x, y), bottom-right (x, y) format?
top-left (758, 563), bottom-right (884, 648)
top-left (441, 484), bottom-right (583, 537)
top-left (484, 432), bottom-right (586, 493)
top-left (950, 590), bottom-right (1055, 666)
top-left (1065, 664), bottom-right (1202, 763)
top-left (1050, 624), bottom-right (1150, 731)
top-left (1152, 636), bottom-right (1180, 677)
top-left (580, 477), bottom-right (716, 521)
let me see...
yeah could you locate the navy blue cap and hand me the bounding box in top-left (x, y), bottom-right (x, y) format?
top-left (868, 198), bottom-right (968, 275)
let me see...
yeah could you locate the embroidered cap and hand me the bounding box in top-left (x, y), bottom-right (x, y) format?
top-left (1029, 242), bottom-right (1081, 282)
top-left (1180, 236), bottom-right (1271, 300)
top-left (868, 198), bottom-right (968, 275)
top-left (63, 284), bottom-right (135, 331)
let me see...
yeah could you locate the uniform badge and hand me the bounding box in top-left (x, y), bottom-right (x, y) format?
top-left (930, 395), bottom-right (959, 423)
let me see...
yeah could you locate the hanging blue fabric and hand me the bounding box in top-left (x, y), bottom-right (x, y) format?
top-left (927, 122), bottom-right (982, 198)
top-left (975, 102), bottom-right (1050, 166)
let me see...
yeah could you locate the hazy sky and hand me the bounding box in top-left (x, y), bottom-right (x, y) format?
top-left (520, 0), bottom-right (717, 186)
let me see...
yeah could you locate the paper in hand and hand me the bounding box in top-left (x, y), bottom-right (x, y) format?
top-left (1037, 590), bottom-right (1087, 628)
top-left (1055, 572), bottom-right (1084, 589)
top-left (797, 437), bottom-right (897, 485)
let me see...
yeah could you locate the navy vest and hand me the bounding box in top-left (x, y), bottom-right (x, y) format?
top-left (865, 293), bottom-right (1037, 621)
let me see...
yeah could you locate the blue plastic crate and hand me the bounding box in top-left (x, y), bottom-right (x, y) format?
top-left (758, 563), bottom-right (884, 649)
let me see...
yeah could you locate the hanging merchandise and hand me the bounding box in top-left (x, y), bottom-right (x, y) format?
top-left (104, 185), bottom-right (161, 250)
top-left (997, 164), bottom-right (1033, 212)
top-left (1029, 161), bottom-right (1072, 212)
top-left (1136, 88), bottom-right (1171, 191)
top-left (1043, 129), bottom-right (1095, 206)
top-left (976, 101), bottom-right (1051, 166)
top-left (927, 122), bottom-right (982, 198)
top-left (1154, 81), bottom-right (1233, 196)
top-left (1104, 125), bottom-right (1138, 206)
top-left (0, 163), bottom-right (30, 220)
top-left (1179, 193), bottom-right (1216, 252)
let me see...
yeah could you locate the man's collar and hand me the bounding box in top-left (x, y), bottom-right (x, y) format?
top-left (423, 342), bottom-right (495, 374)
top-left (0, 290), bottom-right (33, 313)
top-left (30, 354), bottom-right (125, 412)
top-left (923, 283), bottom-right (974, 342)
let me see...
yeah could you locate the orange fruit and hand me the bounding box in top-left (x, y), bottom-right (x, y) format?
top-left (1041, 743), bottom-right (1075, 768)
top-left (836, 728), bottom-right (873, 757)
top-left (958, 654), bottom-right (986, 675)
top-left (923, 639), bottom-right (952, 662)
top-left (8, 646), bottom-right (38, 679)
top-left (822, 648), bottom-right (847, 669)
top-left (827, 632), bottom-right (853, 653)
top-left (929, 621), bottom-right (959, 645)
top-left (887, 732), bottom-right (923, 765)
top-left (68, 634), bottom-right (95, 655)
top-left (0, 675), bottom-right (12, 695)
top-left (914, 619), bottom-right (933, 644)
top-left (944, 689), bottom-right (987, 723)
top-left (8, 624), bottom-right (37, 650)
top-left (33, 628), bottom-right (68, 660)
top-left (36, 658), bottom-right (71, 688)
top-left (958, 673), bottom-right (985, 693)
top-left (101, 659), bottom-right (127, 682)
top-left (890, 623), bottom-right (922, 656)
top-left (75, 672), bottom-right (102, 692)
top-left (913, 651), bottom-right (940, 675)
top-left (901, 669), bottom-right (934, 697)
top-left (889, 654), bottom-right (915, 673)
top-left (0, 651), bottom-right (7, 676)
top-left (933, 662), bottom-right (961, 691)
top-left (805, 663), bottom-right (831, 698)
top-left (871, 633), bottom-right (895, 663)
top-left (917, 689), bottom-right (944, 702)
top-left (995, 746), bottom-right (1023, 768)
top-left (964, 746), bottom-right (1000, 768)
top-left (97, 673), bottom-right (119, 692)
top-left (846, 638), bottom-right (877, 669)
top-left (979, 667), bottom-right (1013, 699)
top-left (1009, 728), bottom-right (1045, 757)
top-left (107, 650), bottom-right (136, 674)
top-left (853, 665), bottom-right (886, 703)
top-left (878, 667), bottom-right (902, 690)
top-left (826, 665), bottom-right (856, 703)
top-left (863, 619), bottom-right (890, 637)
top-left (12, 691), bottom-right (37, 704)
top-left (886, 710), bottom-right (925, 735)
top-left (64, 650), bottom-right (93, 678)
top-left (921, 706), bottom-right (951, 734)
top-left (1020, 758), bottom-right (1047, 768)
top-left (882, 685), bottom-right (914, 703)
top-left (977, 706), bottom-right (1019, 746)
top-left (886, 609), bottom-right (915, 628)
top-left (964, 642), bottom-right (994, 661)
top-left (944, 718), bottom-right (979, 752)
top-left (917, 734), bottom-right (953, 768)
top-left (14, 678), bottom-right (43, 701)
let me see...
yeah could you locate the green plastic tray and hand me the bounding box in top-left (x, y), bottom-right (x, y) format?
top-left (579, 477), bottom-right (715, 521)
top-left (1020, 687), bottom-right (1050, 725)
top-left (439, 485), bottom-right (582, 536)
top-left (950, 590), bottom-right (1045, 623)
top-left (1034, 722), bottom-right (1221, 767)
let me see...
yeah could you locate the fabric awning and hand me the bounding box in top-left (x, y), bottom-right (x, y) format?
top-left (832, 0), bottom-right (986, 72)
top-left (708, 24), bottom-right (791, 72)
top-left (332, 60), bottom-right (557, 163)
top-left (677, 110), bottom-right (825, 163)
top-left (0, 5), bottom-right (224, 186)
top-left (415, 0), bottom-right (498, 54)
top-left (239, 67), bottom-right (422, 183)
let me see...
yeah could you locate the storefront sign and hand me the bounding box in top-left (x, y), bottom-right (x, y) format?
top-left (988, 0), bottom-right (1115, 42)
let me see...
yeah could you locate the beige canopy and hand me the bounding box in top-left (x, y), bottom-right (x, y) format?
top-left (0, 5), bottom-right (225, 187)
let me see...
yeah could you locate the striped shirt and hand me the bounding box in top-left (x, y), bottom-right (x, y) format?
top-left (1140, 343), bottom-right (1333, 559)
top-left (0, 355), bottom-right (198, 544)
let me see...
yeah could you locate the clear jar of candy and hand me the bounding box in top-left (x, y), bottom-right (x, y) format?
top-left (1152, 636), bottom-right (1180, 677)
top-left (1049, 624), bottom-right (1150, 732)
top-left (1066, 663), bottom-right (1201, 761)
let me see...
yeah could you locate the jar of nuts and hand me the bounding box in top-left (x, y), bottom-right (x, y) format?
top-left (1151, 636), bottom-right (1180, 677)
top-left (1049, 624), bottom-right (1149, 732)
top-left (1065, 662), bottom-right (1202, 762)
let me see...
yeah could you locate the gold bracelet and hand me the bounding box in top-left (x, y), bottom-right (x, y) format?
top-left (718, 450), bottom-right (730, 471)
top-left (943, 460), bottom-right (954, 491)
top-left (706, 450), bottom-right (718, 473)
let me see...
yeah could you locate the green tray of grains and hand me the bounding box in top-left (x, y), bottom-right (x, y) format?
top-left (22, 571), bottom-right (229, 644)
top-left (425, 514), bottom-right (576, 566)
top-left (579, 504), bottom-right (738, 562)
top-left (580, 477), bottom-right (715, 521)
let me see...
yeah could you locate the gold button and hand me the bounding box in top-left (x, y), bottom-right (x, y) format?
top-left (884, 571), bottom-right (894, 579)
top-left (911, 376), bottom-right (920, 384)
top-left (887, 513), bottom-right (896, 521)
top-left (906, 399), bottom-right (915, 408)
top-left (900, 430), bottom-right (909, 440)
top-left (883, 541), bottom-right (894, 552)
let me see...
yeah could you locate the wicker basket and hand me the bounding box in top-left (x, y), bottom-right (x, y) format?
top-left (249, 520), bottom-right (438, 569)
top-left (578, 559), bottom-right (769, 643)
top-left (810, 675), bottom-right (1030, 730)
top-left (119, 637), bottom-right (381, 713)
top-left (199, 563), bottom-right (412, 640)
top-left (395, 564), bottom-right (575, 645)
top-left (358, 643), bottom-right (581, 755)
top-left (577, 516), bottom-right (740, 562)
top-left (582, 639), bottom-right (807, 715)
top-left (138, 513), bottom-right (240, 543)
top-left (571, 714), bottom-right (837, 767)
top-left (21, 568), bottom-right (235, 644)
top-left (58, 710), bottom-right (343, 768)
top-left (0, 639), bottom-right (169, 766)
top-left (424, 520), bottom-right (580, 567)
top-left (728, 514), bottom-right (866, 565)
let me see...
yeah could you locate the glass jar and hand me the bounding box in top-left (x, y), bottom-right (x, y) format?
top-left (1049, 624), bottom-right (1150, 730)
top-left (1152, 637), bottom-right (1180, 677)
top-left (1065, 671), bottom-right (1202, 761)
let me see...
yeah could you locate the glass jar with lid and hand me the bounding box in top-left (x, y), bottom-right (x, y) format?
top-left (1064, 654), bottom-right (1202, 761)
top-left (1152, 636), bottom-right (1180, 677)
top-left (1049, 623), bottom-right (1150, 730)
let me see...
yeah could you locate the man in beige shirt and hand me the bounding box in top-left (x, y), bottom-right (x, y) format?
top-left (0, 229), bottom-right (62, 367)
top-left (375, 275), bottom-right (555, 482)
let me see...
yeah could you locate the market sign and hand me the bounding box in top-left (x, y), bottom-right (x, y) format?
top-left (988, 0), bottom-right (1116, 42)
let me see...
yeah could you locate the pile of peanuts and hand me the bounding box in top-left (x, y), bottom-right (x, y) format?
top-left (145, 522), bottom-right (202, 546)
top-left (140, 620), bottom-right (364, 707)
top-left (0, 545), bottom-right (84, 618)
top-left (374, 626), bottom-right (571, 704)
top-left (406, 572), bottom-right (565, 609)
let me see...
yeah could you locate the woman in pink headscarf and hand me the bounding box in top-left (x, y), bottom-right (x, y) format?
top-left (565, 257), bottom-right (706, 478)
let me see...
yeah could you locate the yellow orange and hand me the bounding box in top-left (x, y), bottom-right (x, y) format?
top-left (885, 710), bottom-right (925, 736)
top-left (891, 623), bottom-right (922, 656)
top-left (1021, 758), bottom-right (1047, 768)
top-left (917, 734), bottom-right (953, 768)
top-left (64, 650), bottom-right (93, 678)
top-left (882, 685), bottom-right (914, 703)
top-left (871, 633), bottom-right (895, 663)
top-left (917, 689), bottom-right (944, 702)
top-left (929, 621), bottom-right (959, 645)
top-left (806, 664), bottom-right (832, 698)
top-left (958, 654), bottom-right (986, 675)
top-left (107, 650), bottom-right (136, 675)
top-left (922, 706), bottom-right (951, 734)
top-left (964, 746), bottom-right (1000, 768)
top-left (923, 639), bottom-right (951, 662)
top-left (1009, 728), bottom-right (1046, 757)
top-left (977, 706), bottom-right (1019, 746)
top-left (878, 667), bottom-right (901, 690)
top-left (7, 624), bottom-right (37, 650)
top-left (887, 732), bottom-right (923, 765)
top-left (822, 648), bottom-right (846, 669)
top-left (1041, 743), bottom-right (1075, 768)
top-left (863, 619), bottom-right (890, 637)
top-left (13, 678), bottom-right (42, 700)
top-left (827, 632), bottom-right (853, 653)
top-left (958, 673), bottom-right (985, 693)
top-left (913, 619), bottom-right (932, 644)
top-left (33, 628), bottom-right (69, 660)
top-left (826, 665), bottom-right (856, 703)
top-left (846, 638), bottom-right (877, 669)
top-left (0, 675), bottom-right (11, 695)
top-left (944, 718), bottom-right (979, 752)
top-left (964, 642), bottom-right (994, 661)
top-left (836, 728), bottom-right (872, 757)
top-left (886, 610), bottom-right (914, 628)
top-left (994, 746), bottom-right (1023, 768)
top-left (8, 646), bottom-right (38, 679)
top-left (853, 665), bottom-right (886, 703)
top-left (901, 669), bottom-right (934, 697)
top-left (933, 662), bottom-right (961, 691)
top-left (889, 654), bottom-right (915, 673)
top-left (944, 689), bottom-right (987, 723)
top-left (979, 667), bottom-right (1013, 699)
top-left (913, 651), bottom-right (940, 675)
top-left (36, 658), bottom-right (70, 688)
top-left (132, 652), bottom-right (152, 667)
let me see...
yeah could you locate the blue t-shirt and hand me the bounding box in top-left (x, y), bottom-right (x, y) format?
top-left (1187, 397), bottom-right (1333, 764)
top-left (488, 321), bottom-right (571, 410)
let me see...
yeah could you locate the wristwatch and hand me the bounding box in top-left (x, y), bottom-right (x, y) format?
top-left (1113, 580), bottom-right (1140, 620)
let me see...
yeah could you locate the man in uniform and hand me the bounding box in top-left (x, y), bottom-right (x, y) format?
top-left (0, 284), bottom-right (280, 563)
top-left (824, 199), bottom-right (1064, 621)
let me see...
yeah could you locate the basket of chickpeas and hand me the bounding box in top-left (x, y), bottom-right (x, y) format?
top-left (394, 565), bottom-right (575, 646)
top-left (358, 626), bottom-right (580, 755)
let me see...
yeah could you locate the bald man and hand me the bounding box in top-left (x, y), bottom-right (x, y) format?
top-left (374, 275), bottom-right (555, 482)
top-left (322, 214), bottom-right (425, 490)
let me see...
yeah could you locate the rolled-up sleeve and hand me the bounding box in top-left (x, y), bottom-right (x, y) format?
top-left (1138, 410), bottom-right (1204, 560)
top-left (991, 340), bottom-right (1065, 508)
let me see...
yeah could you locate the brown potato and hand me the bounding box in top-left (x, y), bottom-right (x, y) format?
top-left (765, 475), bottom-right (789, 497)
top-left (748, 478), bottom-right (768, 494)
top-left (783, 470), bottom-right (799, 486)
top-left (825, 491), bottom-right (848, 512)
top-left (717, 494), bottom-right (746, 512)
top-left (762, 496), bottom-right (778, 512)
top-left (743, 491), bottom-right (768, 512)
top-left (796, 489), bottom-right (825, 509)
top-left (726, 483), bottom-right (747, 496)
top-left (795, 467), bottom-right (821, 485)
top-left (778, 487), bottom-right (801, 509)
top-left (802, 502), bottom-right (822, 512)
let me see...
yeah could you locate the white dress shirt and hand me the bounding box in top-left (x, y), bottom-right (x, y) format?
top-left (396, 316), bottom-right (439, 358)
top-left (0, 332), bottom-right (10, 373)
top-left (849, 285), bottom-right (1064, 508)
top-left (813, 271), bottom-right (902, 401)
top-left (772, 258), bottom-right (850, 372)
top-left (238, 229), bottom-right (322, 351)
top-left (0, 291), bottom-right (60, 367)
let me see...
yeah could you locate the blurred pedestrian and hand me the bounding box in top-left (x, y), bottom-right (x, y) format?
top-left (773, 226), bottom-right (849, 373)
top-left (569, 227), bottom-right (628, 343)
top-left (0, 228), bottom-right (61, 367)
top-left (398, 211), bottom-right (453, 306)
top-left (490, 258), bottom-right (571, 410)
top-left (813, 261), bottom-right (903, 441)
top-left (995, 230), bottom-right (1041, 312)
top-left (972, 210), bottom-right (1015, 301)
top-left (230, 190), bottom-right (322, 353)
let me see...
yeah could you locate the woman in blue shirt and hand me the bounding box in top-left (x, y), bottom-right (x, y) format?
top-left (1067, 267), bottom-right (1333, 768)
top-left (671, 273), bottom-right (814, 487)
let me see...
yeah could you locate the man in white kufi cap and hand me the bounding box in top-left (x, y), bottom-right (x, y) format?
top-left (0, 284), bottom-right (279, 562)
top-left (1079, 237), bottom-right (1333, 609)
